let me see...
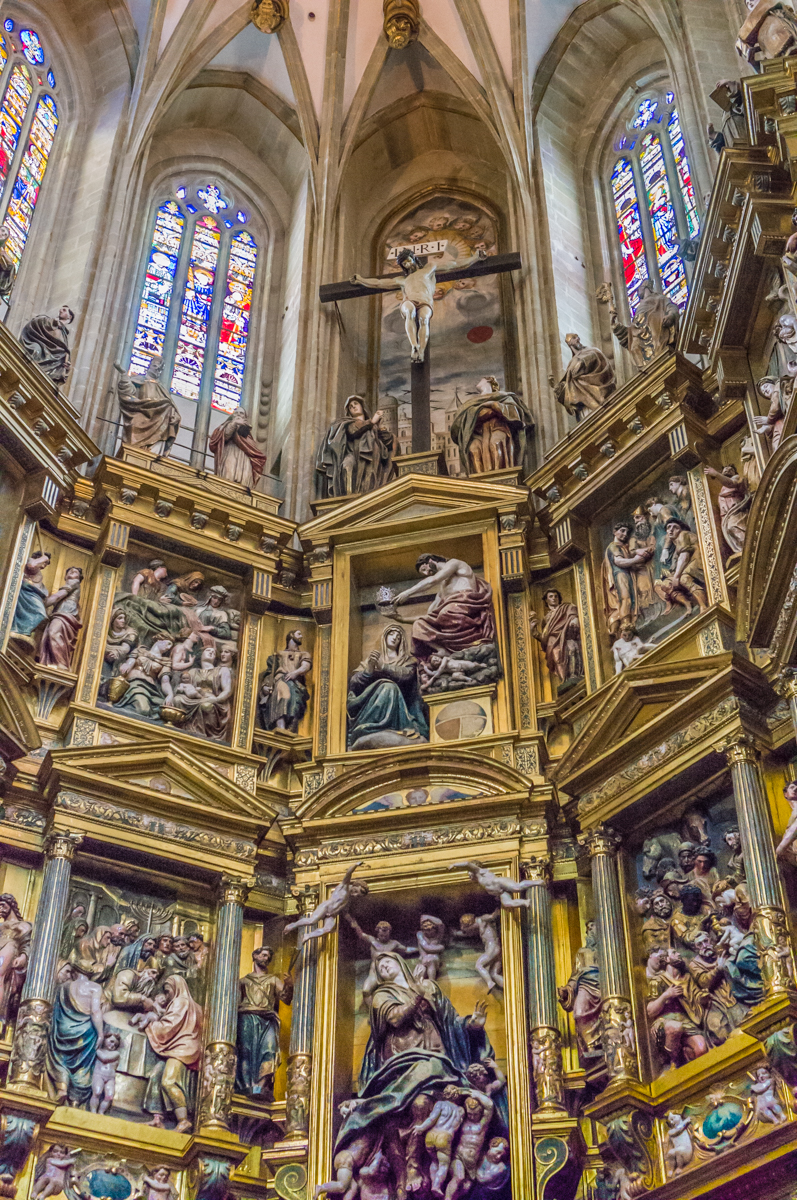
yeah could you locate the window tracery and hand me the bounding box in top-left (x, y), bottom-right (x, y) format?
top-left (0, 20), bottom-right (58, 274)
top-left (609, 88), bottom-right (699, 314)
top-left (128, 181), bottom-right (260, 463)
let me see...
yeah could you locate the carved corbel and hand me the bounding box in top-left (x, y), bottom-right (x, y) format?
top-left (383, 0), bottom-right (419, 48)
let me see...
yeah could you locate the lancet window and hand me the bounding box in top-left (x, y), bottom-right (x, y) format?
top-left (127, 180), bottom-right (259, 463)
top-left (0, 20), bottom-right (58, 276)
top-left (609, 89), bottom-right (699, 314)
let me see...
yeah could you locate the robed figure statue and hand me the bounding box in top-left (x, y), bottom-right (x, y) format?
top-left (598, 280), bottom-right (679, 371)
top-left (449, 377), bottom-right (534, 476)
top-left (316, 396), bottom-right (398, 497)
top-left (325, 952), bottom-right (509, 1200)
top-left (114, 355), bottom-right (181, 456)
top-left (346, 625), bottom-right (428, 751)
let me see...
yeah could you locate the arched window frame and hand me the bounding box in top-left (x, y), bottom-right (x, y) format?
top-left (607, 87), bottom-right (700, 316)
top-left (0, 18), bottom-right (59, 295)
top-left (125, 176), bottom-right (265, 469)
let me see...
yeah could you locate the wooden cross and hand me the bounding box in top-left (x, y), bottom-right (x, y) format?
top-left (320, 251), bottom-right (522, 453)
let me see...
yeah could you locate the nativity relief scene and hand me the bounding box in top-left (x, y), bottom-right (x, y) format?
top-left (2, 4), bottom-right (797, 1200)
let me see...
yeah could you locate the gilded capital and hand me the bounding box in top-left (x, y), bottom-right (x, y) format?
top-left (716, 733), bottom-right (759, 766)
top-left (584, 825), bottom-right (622, 859)
top-left (250, 0), bottom-right (288, 34)
top-left (219, 875), bottom-right (252, 907)
top-left (775, 669), bottom-right (797, 700)
top-left (44, 830), bottom-right (83, 861)
top-left (291, 883), bottom-right (320, 916)
top-left (383, 0), bottom-right (419, 49)
top-left (521, 855), bottom-right (551, 885)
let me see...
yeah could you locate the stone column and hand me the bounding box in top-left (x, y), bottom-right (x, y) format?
top-left (523, 855), bottom-right (565, 1112)
top-left (585, 826), bottom-right (639, 1083)
top-left (720, 735), bottom-right (796, 997)
top-left (9, 830), bottom-right (82, 1093)
top-left (197, 875), bottom-right (251, 1131)
top-left (285, 884), bottom-right (320, 1137)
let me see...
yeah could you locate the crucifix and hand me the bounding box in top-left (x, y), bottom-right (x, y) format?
top-left (319, 248), bottom-right (522, 453)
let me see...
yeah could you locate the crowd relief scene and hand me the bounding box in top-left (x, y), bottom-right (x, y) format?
top-left (2, 4), bottom-right (797, 1200)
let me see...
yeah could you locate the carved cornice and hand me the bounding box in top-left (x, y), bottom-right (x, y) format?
top-left (294, 817), bottom-right (521, 867)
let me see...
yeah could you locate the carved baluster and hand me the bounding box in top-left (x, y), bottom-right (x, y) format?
top-left (9, 830), bottom-right (82, 1093)
top-left (585, 826), bottom-right (640, 1082)
top-left (523, 856), bottom-right (565, 1111)
top-left (718, 735), bottom-right (796, 997)
top-left (198, 876), bottom-right (251, 1131)
top-left (285, 885), bottom-right (320, 1138)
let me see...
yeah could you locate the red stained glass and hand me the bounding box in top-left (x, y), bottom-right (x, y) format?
top-left (171, 216), bottom-right (220, 400)
top-left (5, 93), bottom-right (56, 266)
top-left (611, 157), bottom-right (649, 313)
top-left (212, 230), bottom-right (256, 413)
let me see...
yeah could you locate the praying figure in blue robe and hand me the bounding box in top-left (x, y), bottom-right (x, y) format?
top-left (346, 625), bottom-right (428, 751)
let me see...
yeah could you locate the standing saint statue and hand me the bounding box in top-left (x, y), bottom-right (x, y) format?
top-left (703, 464), bottom-right (750, 557)
top-left (38, 566), bottom-right (83, 670)
top-left (0, 224), bottom-right (16, 302)
top-left (209, 407), bottom-right (267, 488)
top-left (597, 280), bottom-right (679, 371)
top-left (551, 333), bottom-right (616, 419)
top-left (114, 355), bottom-right (181, 456)
top-left (20, 307), bottom-right (74, 384)
top-left (256, 629), bottom-right (312, 733)
top-left (557, 921), bottom-right (602, 1061)
top-left (351, 247), bottom-right (486, 363)
top-left (530, 588), bottom-right (583, 689)
top-left (316, 396), bottom-right (398, 498)
top-left (236, 946), bottom-right (293, 1100)
top-left (449, 377), bottom-right (534, 475)
top-left (737, 0), bottom-right (797, 67)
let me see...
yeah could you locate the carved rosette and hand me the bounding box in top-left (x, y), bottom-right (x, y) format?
top-left (754, 906), bottom-right (797, 996)
top-left (383, 0), bottom-right (419, 48)
top-left (600, 996), bottom-right (638, 1080)
top-left (530, 1026), bottom-right (566, 1111)
top-left (8, 998), bottom-right (52, 1091)
top-left (285, 1052), bottom-right (312, 1135)
top-left (249, 0), bottom-right (288, 34)
top-left (198, 1041), bottom-right (237, 1130)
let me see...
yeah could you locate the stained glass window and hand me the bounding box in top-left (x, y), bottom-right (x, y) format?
top-left (171, 216), bottom-right (220, 400)
top-left (609, 89), bottom-right (700, 313)
top-left (47, 69), bottom-right (55, 88)
top-left (198, 183), bottom-right (227, 214)
top-left (640, 132), bottom-right (688, 309)
top-left (19, 31), bottom-right (44, 66)
top-left (213, 231), bottom-right (257, 413)
top-left (5, 93), bottom-right (57, 266)
top-left (3, 21), bottom-right (13, 33)
top-left (130, 201), bottom-right (185, 376)
top-left (611, 158), bottom-right (649, 313)
top-left (0, 36), bottom-right (7, 74)
top-left (0, 65), bottom-right (32, 203)
top-left (668, 109), bottom-right (699, 240)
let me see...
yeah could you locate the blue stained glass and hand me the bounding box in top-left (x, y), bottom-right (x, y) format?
top-left (175, 185), bottom-right (186, 198)
top-left (0, 35), bottom-right (6, 73)
top-left (668, 109), bottom-right (700, 240)
top-left (611, 157), bottom-right (649, 313)
top-left (224, 219), bottom-right (232, 228)
top-left (633, 98), bottom-right (658, 129)
top-left (171, 216), bottom-right (220, 400)
top-left (186, 204), bottom-right (197, 213)
top-left (0, 65), bottom-right (33, 205)
top-left (213, 230), bottom-right (257, 413)
top-left (198, 183), bottom-right (227, 213)
top-left (666, 90), bottom-right (674, 103)
top-left (3, 20), bottom-right (13, 32)
top-left (19, 30), bottom-right (44, 66)
top-left (47, 69), bottom-right (55, 89)
top-left (236, 210), bottom-right (247, 223)
top-left (640, 131), bottom-right (688, 309)
top-left (130, 201), bottom-right (185, 376)
top-left (5, 94), bottom-right (57, 267)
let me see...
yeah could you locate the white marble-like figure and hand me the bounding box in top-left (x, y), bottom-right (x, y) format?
top-left (455, 911), bottom-right (503, 993)
top-left (284, 862), bottom-right (368, 942)
top-left (415, 914), bottom-right (446, 981)
top-left (449, 860), bottom-right (536, 909)
top-left (750, 1066), bottom-right (787, 1124)
top-left (664, 1112), bottom-right (694, 1176)
top-left (612, 621), bottom-right (658, 673)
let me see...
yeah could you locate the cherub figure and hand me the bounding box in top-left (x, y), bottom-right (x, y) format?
top-left (358, 1148), bottom-right (392, 1200)
top-left (415, 914), bottom-right (446, 981)
top-left (449, 861), bottom-right (535, 909)
top-left (421, 654), bottom-right (480, 688)
top-left (284, 862), bottom-right (368, 942)
top-left (314, 1129), bottom-right (375, 1200)
top-left (345, 914), bottom-right (417, 997)
top-left (139, 1166), bottom-right (175, 1200)
top-left (664, 1111), bottom-right (693, 1176)
top-left (750, 1066), bottom-right (786, 1124)
top-left (612, 621), bottom-right (657, 673)
top-left (32, 1146), bottom-right (79, 1199)
top-left (89, 1030), bottom-right (121, 1113)
top-left (464, 1058), bottom-right (506, 1099)
top-left (476, 1138), bottom-right (509, 1191)
top-left (412, 1085), bottom-right (465, 1197)
top-left (456, 912), bottom-right (503, 992)
top-left (446, 1090), bottom-right (494, 1200)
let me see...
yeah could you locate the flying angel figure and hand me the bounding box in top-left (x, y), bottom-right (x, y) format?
top-left (449, 860), bottom-right (537, 909)
top-left (284, 862), bottom-right (369, 942)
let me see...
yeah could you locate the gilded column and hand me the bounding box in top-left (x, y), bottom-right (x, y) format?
top-left (523, 856), bottom-right (565, 1112)
top-left (285, 884), bottom-right (320, 1137)
top-left (9, 830), bottom-right (82, 1093)
top-left (198, 875), bottom-right (251, 1131)
top-left (586, 826), bottom-right (639, 1082)
top-left (719, 735), bottom-right (796, 996)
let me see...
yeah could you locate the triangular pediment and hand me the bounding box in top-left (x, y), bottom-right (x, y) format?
top-left (300, 474), bottom-right (529, 546)
top-left (51, 739), bottom-right (276, 831)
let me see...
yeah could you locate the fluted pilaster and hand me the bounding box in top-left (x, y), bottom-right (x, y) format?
top-left (523, 856), bottom-right (565, 1111)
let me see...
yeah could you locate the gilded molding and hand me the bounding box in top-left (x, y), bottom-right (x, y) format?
top-left (55, 791), bottom-right (256, 861)
top-left (250, 0), bottom-right (288, 34)
top-left (236, 614), bottom-right (260, 750)
top-left (530, 1026), bottom-right (565, 1111)
top-left (79, 566), bottom-right (114, 704)
top-left (383, 0), bottom-right (420, 49)
top-left (274, 1164), bottom-right (308, 1200)
top-left (515, 743), bottom-right (539, 778)
top-left (578, 696), bottom-right (740, 814)
top-left (317, 625), bottom-right (331, 757)
top-left (688, 466), bottom-right (726, 605)
top-left (509, 593), bottom-right (532, 730)
top-left (1, 806), bottom-right (45, 831)
top-left (574, 558), bottom-right (598, 693)
top-left (291, 884), bottom-right (320, 916)
top-left (294, 818), bottom-right (521, 866)
top-left (774, 668), bottom-right (797, 701)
